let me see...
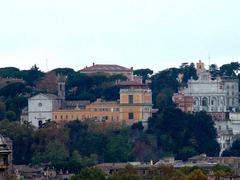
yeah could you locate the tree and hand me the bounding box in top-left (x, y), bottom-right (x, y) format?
top-left (109, 74), bottom-right (127, 82)
top-left (104, 129), bottom-right (133, 162)
top-left (5, 96), bottom-right (28, 119)
top-left (0, 82), bottom-right (26, 97)
top-left (179, 62), bottom-right (198, 83)
top-left (5, 111), bottom-right (17, 121)
top-left (133, 69), bottom-right (153, 82)
top-left (185, 169), bottom-right (207, 180)
top-left (220, 62), bottom-right (239, 77)
top-left (46, 140), bottom-right (69, 167)
top-left (103, 85), bottom-right (120, 101)
top-left (151, 68), bottom-right (179, 108)
top-left (0, 120), bottom-right (34, 164)
top-left (21, 65), bottom-right (44, 86)
top-left (192, 112), bottom-right (220, 156)
top-left (52, 68), bottom-right (76, 76)
top-left (148, 108), bottom-right (220, 160)
top-left (222, 139), bottom-right (240, 156)
top-left (109, 164), bottom-right (140, 180)
top-left (0, 67), bottom-right (20, 78)
top-left (212, 165), bottom-right (233, 177)
top-left (71, 167), bottom-right (107, 180)
top-left (209, 64), bottom-right (220, 79)
top-left (0, 101), bottom-right (6, 120)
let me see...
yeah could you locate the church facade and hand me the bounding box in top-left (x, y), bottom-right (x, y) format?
top-left (174, 60), bottom-right (239, 113)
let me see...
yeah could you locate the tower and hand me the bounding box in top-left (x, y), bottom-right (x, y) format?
top-left (196, 60), bottom-right (205, 75)
top-left (57, 75), bottom-right (66, 100)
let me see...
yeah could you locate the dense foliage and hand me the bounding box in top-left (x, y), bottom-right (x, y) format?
top-left (148, 108), bottom-right (220, 160)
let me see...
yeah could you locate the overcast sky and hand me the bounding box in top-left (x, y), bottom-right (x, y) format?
top-left (0, 0), bottom-right (240, 73)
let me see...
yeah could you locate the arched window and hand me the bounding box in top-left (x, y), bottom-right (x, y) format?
top-left (202, 97), bottom-right (208, 106)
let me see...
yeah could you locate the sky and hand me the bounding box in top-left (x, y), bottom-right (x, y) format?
top-left (0, 0), bottom-right (240, 73)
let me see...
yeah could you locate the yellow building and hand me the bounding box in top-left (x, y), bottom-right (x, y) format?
top-left (119, 83), bottom-right (152, 125)
top-left (53, 99), bottom-right (120, 127)
top-left (53, 85), bottom-right (153, 127)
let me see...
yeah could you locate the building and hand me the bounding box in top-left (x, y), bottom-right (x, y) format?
top-left (27, 93), bottom-right (62, 128)
top-left (96, 154), bottom-right (240, 180)
top-left (179, 61), bottom-right (227, 112)
top-left (0, 135), bottom-right (12, 180)
top-left (53, 82), bottom-right (153, 127)
top-left (25, 70), bottom-right (153, 128)
top-left (223, 78), bottom-right (239, 111)
top-left (172, 60), bottom-right (240, 155)
top-left (119, 82), bottom-right (152, 127)
top-left (173, 60), bottom-right (239, 113)
top-left (80, 63), bottom-right (134, 81)
top-left (172, 95), bottom-right (193, 113)
top-left (53, 99), bottom-right (121, 127)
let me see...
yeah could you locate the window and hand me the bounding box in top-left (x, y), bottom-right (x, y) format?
top-left (60, 115), bottom-right (63, 120)
top-left (55, 115), bottom-right (57, 119)
top-left (66, 115), bottom-right (68, 119)
top-left (38, 120), bottom-right (43, 128)
top-left (128, 112), bottom-right (134, 120)
top-left (129, 95), bottom-right (133, 104)
top-left (38, 102), bottom-right (42, 107)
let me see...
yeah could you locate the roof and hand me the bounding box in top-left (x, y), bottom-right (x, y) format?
top-left (119, 81), bottom-right (147, 87)
top-left (13, 165), bottom-right (42, 173)
top-left (65, 100), bottom-right (90, 107)
top-left (80, 64), bottom-right (132, 72)
top-left (30, 93), bottom-right (59, 100)
top-left (89, 99), bottom-right (119, 106)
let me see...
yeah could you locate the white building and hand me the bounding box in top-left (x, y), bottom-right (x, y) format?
top-left (180, 60), bottom-right (239, 112)
top-left (27, 93), bottom-right (62, 128)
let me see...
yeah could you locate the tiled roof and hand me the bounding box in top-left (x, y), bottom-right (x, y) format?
top-left (65, 100), bottom-right (90, 107)
top-left (80, 64), bottom-right (132, 72)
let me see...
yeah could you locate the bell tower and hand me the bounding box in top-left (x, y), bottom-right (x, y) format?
top-left (196, 60), bottom-right (205, 75)
top-left (57, 74), bottom-right (66, 100)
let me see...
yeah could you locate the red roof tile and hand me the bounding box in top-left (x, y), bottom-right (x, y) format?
top-left (80, 64), bottom-right (132, 72)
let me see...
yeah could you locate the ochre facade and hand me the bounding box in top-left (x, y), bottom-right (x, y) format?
top-left (53, 87), bottom-right (153, 126)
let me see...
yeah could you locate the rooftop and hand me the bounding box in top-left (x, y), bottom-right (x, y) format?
top-left (80, 64), bottom-right (133, 72)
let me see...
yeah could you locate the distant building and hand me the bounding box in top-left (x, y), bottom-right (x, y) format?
top-left (172, 95), bottom-right (193, 113)
top-left (53, 99), bottom-right (121, 127)
top-left (119, 82), bottom-right (152, 127)
top-left (172, 60), bottom-right (240, 155)
top-left (80, 63), bottom-right (134, 81)
top-left (27, 93), bottom-right (62, 128)
top-left (173, 60), bottom-right (239, 113)
top-left (53, 83), bottom-right (153, 127)
top-left (96, 154), bottom-right (240, 179)
top-left (0, 135), bottom-right (12, 180)
top-left (25, 74), bottom-right (153, 128)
